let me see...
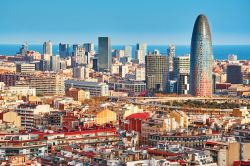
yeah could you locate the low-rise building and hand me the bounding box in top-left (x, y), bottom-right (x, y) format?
top-left (65, 80), bottom-right (109, 97)
top-left (94, 108), bottom-right (117, 125)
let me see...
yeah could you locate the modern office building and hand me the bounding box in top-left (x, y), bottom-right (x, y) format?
top-left (50, 55), bottom-right (60, 72)
top-left (136, 43), bottom-right (147, 57)
top-left (83, 43), bottom-right (94, 53)
top-left (39, 60), bottom-right (49, 71)
top-left (43, 40), bottom-right (52, 55)
top-left (73, 44), bottom-right (80, 52)
top-left (16, 63), bottom-right (36, 73)
top-left (173, 55), bottom-right (190, 80)
top-left (166, 80), bottom-right (177, 93)
top-left (124, 45), bottom-right (132, 58)
top-left (72, 46), bottom-right (86, 67)
top-left (59, 43), bottom-right (70, 58)
top-left (190, 14), bottom-right (213, 97)
top-left (135, 43), bottom-right (147, 64)
top-left (65, 80), bottom-right (109, 96)
top-left (135, 50), bottom-right (145, 64)
top-left (227, 64), bottom-right (243, 84)
top-left (145, 54), bottom-right (167, 92)
top-left (98, 37), bottom-right (112, 72)
top-left (167, 45), bottom-right (175, 80)
top-left (92, 57), bottom-right (98, 71)
top-left (177, 73), bottom-right (190, 94)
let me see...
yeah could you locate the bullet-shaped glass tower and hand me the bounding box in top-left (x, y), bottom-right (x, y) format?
top-left (190, 14), bottom-right (213, 97)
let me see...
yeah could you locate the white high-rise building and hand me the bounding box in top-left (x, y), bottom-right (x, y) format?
top-left (43, 40), bottom-right (52, 56)
top-left (167, 45), bottom-right (175, 80)
top-left (124, 45), bottom-right (132, 58)
top-left (173, 55), bottom-right (190, 80)
top-left (135, 43), bottom-right (147, 64)
top-left (50, 55), bottom-right (60, 72)
top-left (72, 46), bottom-right (86, 67)
top-left (119, 65), bottom-right (129, 78)
top-left (135, 67), bottom-right (145, 81)
top-left (135, 50), bottom-right (145, 64)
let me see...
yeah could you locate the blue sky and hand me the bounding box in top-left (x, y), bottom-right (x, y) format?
top-left (0, 0), bottom-right (249, 45)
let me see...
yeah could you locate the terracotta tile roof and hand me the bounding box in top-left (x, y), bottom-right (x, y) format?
top-left (126, 112), bottom-right (150, 120)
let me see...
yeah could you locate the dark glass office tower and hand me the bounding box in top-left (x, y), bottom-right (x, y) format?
top-left (59, 43), bottom-right (70, 58)
top-left (227, 64), bottom-right (243, 84)
top-left (190, 14), bottom-right (213, 97)
top-left (98, 37), bottom-right (112, 72)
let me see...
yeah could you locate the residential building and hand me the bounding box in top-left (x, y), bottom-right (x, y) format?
top-left (95, 109), bottom-right (117, 125)
top-left (29, 73), bottom-right (65, 96)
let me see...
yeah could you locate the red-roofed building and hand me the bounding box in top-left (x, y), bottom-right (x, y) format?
top-left (124, 112), bottom-right (150, 133)
top-left (234, 160), bottom-right (250, 166)
top-left (62, 112), bottom-right (78, 130)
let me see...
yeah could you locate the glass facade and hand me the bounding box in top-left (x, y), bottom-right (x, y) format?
top-left (190, 14), bottom-right (213, 97)
top-left (98, 37), bottom-right (112, 72)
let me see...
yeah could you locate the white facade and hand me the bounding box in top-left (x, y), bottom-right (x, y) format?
top-left (8, 86), bottom-right (36, 96)
top-left (43, 40), bottom-right (53, 55)
top-left (119, 65), bottom-right (129, 78)
top-left (16, 63), bottom-right (36, 73)
top-left (135, 49), bottom-right (145, 64)
top-left (50, 55), bottom-right (60, 72)
top-left (135, 67), bottom-right (145, 81)
top-left (65, 80), bottom-right (109, 96)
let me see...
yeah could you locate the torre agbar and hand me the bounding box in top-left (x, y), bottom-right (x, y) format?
top-left (190, 14), bottom-right (213, 97)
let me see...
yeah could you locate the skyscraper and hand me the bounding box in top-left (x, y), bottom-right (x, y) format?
top-left (135, 43), bottom-right (147, 64)
top-left (177, 73), bottom-right (190, 95)
top-left (59, 43), bottom-right (70, 58)
top-left (50, 55), bottom-right (60, 72)
top-left (98, 37), bottom-right (112, 72)
top-left (227, 64), bottom-right (243, 84)
top-left (190, 14), bottom-right (213, 97)
top-left (124, 45), bottom-right (132, 58)
top-left (83, 43), bottom-right (94, 53)
top-left (43, 40), bottom-right (53, 56)
top-left (167, 45), bottom-right (175, 80)
top-left (173, 55), bottom-right (190, 80)
top-left (72, 46), bottom-right (86, 67)
top-left (135, 50), bottom-right (145, 64)
top-left (145, 54), bottom-right (167, 92)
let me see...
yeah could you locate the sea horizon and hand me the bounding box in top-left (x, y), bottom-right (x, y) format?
top-left (0, 44), bottom-right (249, 60)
